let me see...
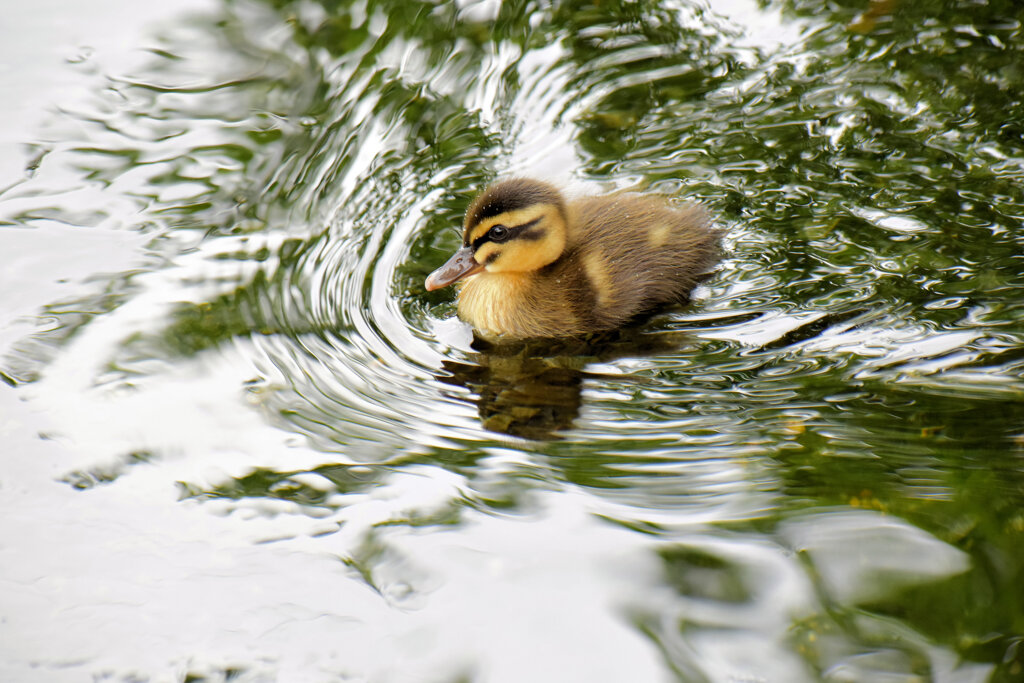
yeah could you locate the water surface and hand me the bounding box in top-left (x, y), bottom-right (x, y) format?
top-left (1, 1), bottom-right (1023, 681)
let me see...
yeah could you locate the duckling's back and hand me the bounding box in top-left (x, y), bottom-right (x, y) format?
top-left (546, 194), bottom-right (720, 332)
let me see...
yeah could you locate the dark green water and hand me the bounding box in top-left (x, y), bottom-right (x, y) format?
top-left (1, 0), bottom-right (1023, 681)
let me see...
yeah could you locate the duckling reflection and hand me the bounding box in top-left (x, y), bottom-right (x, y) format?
top-left (438, 327), bottom-right (693, 440)
top-left (426, 178), bottom-right (721, 339)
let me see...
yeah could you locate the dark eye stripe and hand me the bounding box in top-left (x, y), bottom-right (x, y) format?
top-left (470, 216), bottom-right (543, 250)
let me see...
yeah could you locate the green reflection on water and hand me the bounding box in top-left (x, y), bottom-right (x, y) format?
top-left (4, 0), bottom-right (1024, 679)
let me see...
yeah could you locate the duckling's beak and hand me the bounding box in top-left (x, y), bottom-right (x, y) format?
top-left (425, 246), bottom-right (484, 291)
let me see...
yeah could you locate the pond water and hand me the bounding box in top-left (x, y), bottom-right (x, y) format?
top-left (2, 0), bottom-right (1023, 681)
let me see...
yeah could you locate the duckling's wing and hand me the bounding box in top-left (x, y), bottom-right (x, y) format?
top-left (567, 196), bottom-right (720, 326)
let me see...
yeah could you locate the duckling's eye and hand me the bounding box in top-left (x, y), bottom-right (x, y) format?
top-left (487, 225), bottom-right (510, 242)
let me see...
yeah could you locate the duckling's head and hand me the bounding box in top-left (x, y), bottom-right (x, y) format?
top-left (425, 179), bottom-right (568, 291)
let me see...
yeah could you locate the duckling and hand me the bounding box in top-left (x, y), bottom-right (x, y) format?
top-left (425, 178), bottom-right (721, 338)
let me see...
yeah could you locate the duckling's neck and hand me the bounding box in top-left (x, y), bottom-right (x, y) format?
top-left (564, 203), bottom-right (583, 245)
top-left (457, 271), bottom-right (533, 337)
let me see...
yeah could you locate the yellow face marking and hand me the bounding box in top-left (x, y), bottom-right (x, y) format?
top-left (648, 222), bottom-right (671, 248)
top-left (474, 241), bottom-right (500, 265)
top-left (464, 204), bottom-right (567, 274)
top-left (582, 250), bottom-right (614, 308)
top-left (465, 206), bottom-right (548, 243)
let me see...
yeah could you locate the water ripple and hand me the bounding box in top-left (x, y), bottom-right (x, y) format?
top-left (3, 2), bottom-right (1024, 679)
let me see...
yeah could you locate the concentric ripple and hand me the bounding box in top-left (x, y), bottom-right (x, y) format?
top-left (3, 0), bottom-right (1024, 681)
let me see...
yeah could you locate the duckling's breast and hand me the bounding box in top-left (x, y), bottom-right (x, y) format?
top-left (457, 272), bottom-right (526, 336)
top-left (457, 271), bottom-right (582, 338)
